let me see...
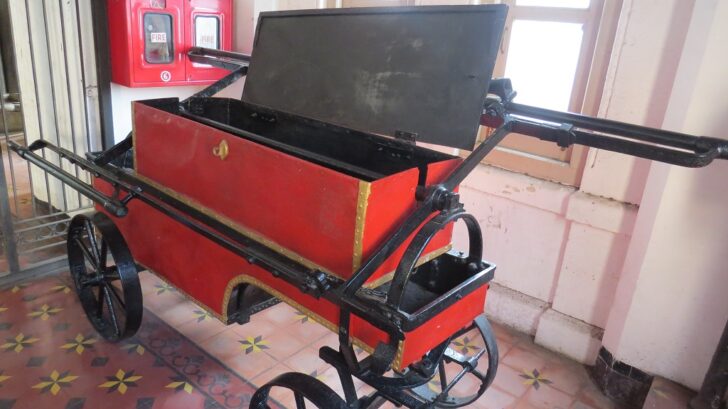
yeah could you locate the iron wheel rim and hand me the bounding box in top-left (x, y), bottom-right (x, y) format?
top-left (67, 212), bottom-right (142, 342)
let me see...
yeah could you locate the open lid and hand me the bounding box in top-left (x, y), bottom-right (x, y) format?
top-left (242, 5), bottom-right (507, 151)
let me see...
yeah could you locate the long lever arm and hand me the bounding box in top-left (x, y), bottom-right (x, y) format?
top-left (482, 79), bottom-right (728, 168)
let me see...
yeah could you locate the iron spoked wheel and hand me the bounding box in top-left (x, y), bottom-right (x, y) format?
top-left (410, 315), bottom-right (499, 408)
top-left (249, 372), bottom-right (348, 409)
top-left (67, 212), bottom-right (142, 342)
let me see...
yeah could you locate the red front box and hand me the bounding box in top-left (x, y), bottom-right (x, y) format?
top-left (95, 98), bottom-right (489, 371)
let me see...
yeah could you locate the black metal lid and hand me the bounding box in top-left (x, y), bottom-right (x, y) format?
top-left (242, 5), bottom-right (508, 150)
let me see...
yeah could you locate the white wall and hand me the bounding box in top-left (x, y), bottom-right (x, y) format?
top-left (110, 84), bottom-right (204, 141)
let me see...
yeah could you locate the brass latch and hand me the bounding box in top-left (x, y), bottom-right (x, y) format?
top-left (212, 140), bottom-right (229, 160)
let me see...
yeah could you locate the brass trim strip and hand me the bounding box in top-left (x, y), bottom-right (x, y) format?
top-left (131, 103), bottom-right (137, 168)
top-left (143, 263), bottom-right (409, 370)
top-left (134, 172), bottom-right (335, 275)
top-left (143, 263), bottom-right (408, 370)
top-left (221, 274), bottom-right (412, 369)
top-left (131, 171), bottom-right (449, 288)
top-left (352, 181), bottom-right (371, 272)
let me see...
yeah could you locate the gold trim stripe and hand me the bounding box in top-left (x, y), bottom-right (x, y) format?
top-left (131, 103), bottom-right (137, 168)
top-left (131, 171), bottom-right (448, 288)
top-left (221, 274), bottom-right (406, 370)
top-left (143, 264), bottom-right (408, 371)
top-left (352, 181), bottom-right (371, 272)
top-left (134, 172), bottom-right (335, 275)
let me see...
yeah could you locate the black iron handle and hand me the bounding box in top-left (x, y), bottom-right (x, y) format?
top-left (484, 78), bottom-right (728, 167)
top-left (8, 140), bottom-right (128, 217)
top-left (187, 47), bottom-right (250, 70)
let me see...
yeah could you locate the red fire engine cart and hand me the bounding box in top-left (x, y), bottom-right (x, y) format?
top-left (10, 5), bottom-right (728, 409)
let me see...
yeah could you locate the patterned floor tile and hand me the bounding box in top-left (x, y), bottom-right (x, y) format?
top-left (502, 345), bottom-right (549, 373)
top-left (523, 383), bottom-right (575, 409)
top-left (472, 386), bottom-right (519, 409)
top-left (493, 364), bottom-right (532, 397)
top-left (0, 275), bottom-right (280, 409)
top-left (0, 271), bottom-right (626, 409)
top-left (175, 313), bottom-right (228, 345)
top-left (283, 347), bottom-right (331, 376)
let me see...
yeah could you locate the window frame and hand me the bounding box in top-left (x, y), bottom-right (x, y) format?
top-left (475, 0), bottom-right (622, 187)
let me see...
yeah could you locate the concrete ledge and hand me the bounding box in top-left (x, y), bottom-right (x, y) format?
top-left (485, 282), bottom-right (549, 335)
top-left (535, 308), bottom-right (604, 364)
top-left (566, 191), bottom-right (638, 234)
top-left (462, 164), bottom-right (575, 215)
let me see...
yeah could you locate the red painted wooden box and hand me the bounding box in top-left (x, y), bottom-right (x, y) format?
top-left (97, 6), bottom-right (504, 370)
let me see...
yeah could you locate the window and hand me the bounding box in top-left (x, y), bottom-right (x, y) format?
top-left (195, 15), bottom-right (220, 49)
top-left (477, 0), bottom-right (621, 186)
top-left (144, 13), bottom-right (174, 64)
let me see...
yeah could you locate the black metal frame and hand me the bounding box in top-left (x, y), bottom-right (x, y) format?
top-left (8, 48), bottom-right (728, 408)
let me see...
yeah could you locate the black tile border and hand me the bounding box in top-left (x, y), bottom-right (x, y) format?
top-left (589, 346), bottom-right (654, 409)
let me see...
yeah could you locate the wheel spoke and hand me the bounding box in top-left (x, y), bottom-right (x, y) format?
top-left (294, 392), bottom-right (306, 409)
top-left (104, 266), bottom-right (120, 281)
top-left (75, 238), bottom-right (99, 271)
top-left (100, 239), bottom-right (108, 270)
top-left (104, 282), bottom-right (126, 310)
top-left (79, 276), bottom-right (99, 288)
top-left (85, 219), bottom-right (103, 266)
top-left (438, 360), bottom-right (448, 391)
top-left (102, 285), bottom-right (121, 337)
top-left (96, 286), bottom-right (105, 318)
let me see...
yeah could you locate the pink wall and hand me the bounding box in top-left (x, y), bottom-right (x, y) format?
top-left (458, 3), bottom-right (727, 392)
top-left (603, 0), bottom-right (728, 389)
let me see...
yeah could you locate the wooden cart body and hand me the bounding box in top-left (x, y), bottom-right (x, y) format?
top-left (12, 4), bottom-right (726, 408)
top-left (94, 95), bottom-right (488, 370)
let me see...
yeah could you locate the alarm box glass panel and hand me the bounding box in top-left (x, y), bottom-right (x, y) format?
top-left (144, 13), bottom-right (175, 64)
top-left (195, 15), bottom-right (219, 49)
top-left (185, 0), bottom-right (232, 82)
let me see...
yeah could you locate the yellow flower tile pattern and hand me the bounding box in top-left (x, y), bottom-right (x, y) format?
top-left (1, 333), bottom-right (40, 353)
top-left (193, 309), bottom-right (212, 322)
top-left (0, 275), bottom-right (268, 408)
top-left (60, 333), bottom-right (97, 355)
top-left (0, 370), bottom-right (10, 385)
top-left (50, 284), bottom-right (71, 294)
top-left (32, 370), bottom-right (79, 395)
top-left (520, 368), bottom-right (553, 390)
top-left (239, 335), bottom-right (269, 354)
top-left (27, 304), bottom-right (63, 321)
top-left (452, 335), bottom-right (482, 355)
top-left (121, 343), bottom-right (146, 355)
top-left (154, 282), bottom-right (175, 295)
top-left (294, 310), bottom-right (309, 323)
top-left (98, 369), bottom-right (143, 395)
top-left (10, 284), bottom-right (28, 293)
top-left (165, 375), bottom-right (194, 394)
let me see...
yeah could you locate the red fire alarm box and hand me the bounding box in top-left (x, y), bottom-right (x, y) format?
top-left (107, 0), bottom-right (232, 87)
